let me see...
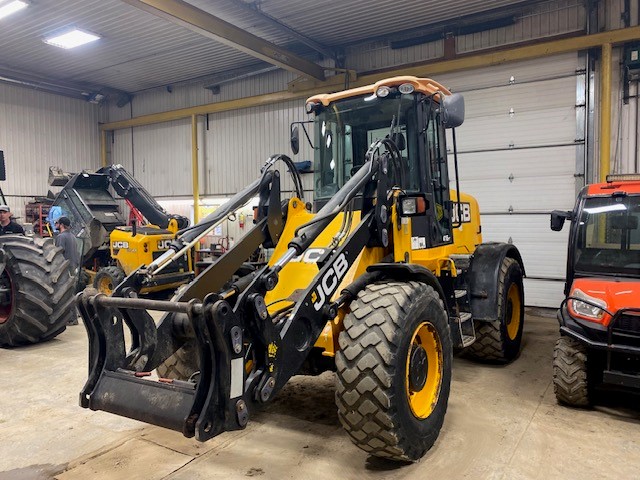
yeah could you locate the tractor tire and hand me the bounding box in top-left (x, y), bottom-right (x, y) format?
top-left (467, 257), bottom-right (524, 362)
top-left (553, 336), bottom-right (591, 407)
top-left (156, 339), bottom-right (199, 380)
top-left (93, 266), bottom-right (125, 295)
top-left (0, 235), bottom-right (76, 347)
top-left (335, 281), bottom-right (452, 462)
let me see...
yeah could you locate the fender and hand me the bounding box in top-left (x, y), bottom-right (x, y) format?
top-left (366, 262), bottom-right (447, 306)
top-left (467, 242), bottom-right (525, 322)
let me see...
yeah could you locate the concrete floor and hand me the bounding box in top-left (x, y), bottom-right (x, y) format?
top-left (1, 310), bottom-right (639, 480)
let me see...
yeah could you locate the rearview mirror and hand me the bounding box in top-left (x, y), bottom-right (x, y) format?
top-left (550, 210), bottom-right (573, 231)
top-left (291, 126), bottom-right (300, 155)
top-left (441, 93), bottom-right (465, 129)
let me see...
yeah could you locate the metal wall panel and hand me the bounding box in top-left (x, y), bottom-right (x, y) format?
top-left (344, 40), bottom-right (443, 73)
top-left (457, 0), bottom-right (585, 53)
top-left (205, 99), bottom-right (314, 197)
top-left (0, 83), bottom-right (100, 219)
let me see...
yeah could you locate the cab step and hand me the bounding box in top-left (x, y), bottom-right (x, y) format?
top-left (451, 311), bottom-right (476, 348)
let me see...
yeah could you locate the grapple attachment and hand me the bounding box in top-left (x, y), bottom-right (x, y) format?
top-left (78, 289), bottom-right (249, 441)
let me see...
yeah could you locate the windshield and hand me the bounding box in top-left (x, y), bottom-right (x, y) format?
top-left (313, 93), bottom-right (421, 199)
top-left (574, 194), bottom-right (640, 276)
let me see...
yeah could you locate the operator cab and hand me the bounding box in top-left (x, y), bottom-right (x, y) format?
top-left (304, 77), bottom-right (464, 248)
top-left (553, 177), bottom-right (640, 289)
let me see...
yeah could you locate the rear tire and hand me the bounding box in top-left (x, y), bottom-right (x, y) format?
top-left (467, 257), bottom-right (524, 362)
top-left (93, 266), bottom-right (125, 295)
top-left (335, 281), bottom-right (452, 462)
top-left (0, 235), bottom-right (76, 347)
top-left (553, 336), bottom-right (591, 407)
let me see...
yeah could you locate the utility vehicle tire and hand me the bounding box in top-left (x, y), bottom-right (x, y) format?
top-left (93, 266), bottom-right (125, 295)
top-left (553, 336), bottom-right (590, 407)
top-left (335, 281), bottom-right (452, 462)
top-left (0, 235), bottom-right (76, 347)
top-left (467, 257), bottom-right (524, 362)
top-left (156, 338), bottom-right (199, 380)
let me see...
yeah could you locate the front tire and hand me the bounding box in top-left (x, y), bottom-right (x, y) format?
top-left (0, 236), bottom-right (76, 347)
top-left (93, 266), bottom-right (125, 295)
top-left (553, 336), bottom-right (591, 407)
top-left (335, 281), bottom-right (452, 462)
top-left (468, 257), bottom-right (524, 362)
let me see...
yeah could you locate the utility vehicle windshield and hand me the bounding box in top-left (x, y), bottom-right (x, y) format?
top-left (313, 92), bottom-right (446, 200)
top-left (574, 194), bottom-right (640, 277)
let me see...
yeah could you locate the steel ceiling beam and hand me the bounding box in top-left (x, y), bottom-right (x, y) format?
top-left (227, 0), bottom-right (337, 61)
top-left (121, 0), bottom-right (326, 81)
top-left (101, 25), bottom-right (640, 132)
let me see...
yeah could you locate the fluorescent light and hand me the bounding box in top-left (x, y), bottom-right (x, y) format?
top-left (44, 29), bottom-right (100, 49)
top-left (0, 1), bottom-right (28, 20)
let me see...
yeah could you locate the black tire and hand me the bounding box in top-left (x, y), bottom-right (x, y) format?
top-left (156, 339), bottom-right (199, 380)
top-left (93, 266), bottom-right (125, 295)
top-left (335, 281), bottom-right (453, 462)
top-left (553, 336), bottom-right (590, 407)
top-left (467, 257), bottom-right (524, 362)
top-left (0, 235), bottom-right (76, 347)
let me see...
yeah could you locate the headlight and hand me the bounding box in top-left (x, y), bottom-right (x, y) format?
top-left (569, 289), bottom-right (607, 320)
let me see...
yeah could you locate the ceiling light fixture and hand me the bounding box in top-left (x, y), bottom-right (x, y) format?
top-left (0, 0), bottom-right (28, 20)
top-left (44, 28), bottom-right (100, 49)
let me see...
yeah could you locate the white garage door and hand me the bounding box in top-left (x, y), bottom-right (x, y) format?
top-left (440, 53), bottom-right (583, 307)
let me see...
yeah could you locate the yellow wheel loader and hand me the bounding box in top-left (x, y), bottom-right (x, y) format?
top-left (78, 76), bottom-right (525, 462)
top-left (50, 164), bottom-right (193, 295)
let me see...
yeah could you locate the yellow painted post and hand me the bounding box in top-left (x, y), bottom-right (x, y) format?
top-left (191, 114), bottom-right (200, 224)
top-left (599, 43), bottom-right (612, 182)
top-left (101, 130), bottom-right (108, 167)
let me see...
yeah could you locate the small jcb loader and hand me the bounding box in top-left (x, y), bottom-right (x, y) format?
top-left (78, 76), bottom-right (525, 461)
top-left (551, 174), bottom-right (640, 406)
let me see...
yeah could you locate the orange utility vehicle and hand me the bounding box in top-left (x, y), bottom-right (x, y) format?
top-left (551, 174), bottom-right (640, 405)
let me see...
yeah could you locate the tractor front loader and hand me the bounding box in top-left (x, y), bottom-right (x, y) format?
top-left (78, 76), bottom-right (525, 462)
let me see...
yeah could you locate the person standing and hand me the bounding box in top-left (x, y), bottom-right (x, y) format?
top-left (54, 216), bottom-right (80, 271)
top-left (0, 205), bottom-right (25, 235)
top-left (55, 216), bottom-right (81, 325)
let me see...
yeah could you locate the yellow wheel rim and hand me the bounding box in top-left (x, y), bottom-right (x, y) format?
top-left (406, 322), bottom-right (443, 419)
top-left (97, 277), bottom-right (114, 295)
top-left (506, 284), bottom-right (521, 340)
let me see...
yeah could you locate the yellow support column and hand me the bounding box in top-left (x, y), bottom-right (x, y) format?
top-left (191, 114), bottom-right (200, 224)
top-left (599, 43), bottom-right (612, 182)
top-left (101, 130), bottom-right (108, 167)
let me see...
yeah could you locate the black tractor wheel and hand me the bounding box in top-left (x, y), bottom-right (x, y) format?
top-left (467, 257), bottom-right (524, 362)
top-left (156, 338), bottom-right (199, 380)
top-left (335, 281), bottom-right (452, 462)
top-left (0, 235), bottom-right (76, 347)
top-left (553, 336), bottom-right (591, 407)
top-left (93, 266), bottom-right (126, 295)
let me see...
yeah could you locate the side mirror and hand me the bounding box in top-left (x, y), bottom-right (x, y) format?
top-left (441, 93), bottom-right (465, 129)
top-left (0, 151), bottom-right (5, 181)
top-left (550, 210), bottom-right (573, 231)
top-left (291, 126), bottom-right (300, 155)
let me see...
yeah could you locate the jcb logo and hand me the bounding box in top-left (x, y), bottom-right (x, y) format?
top-left (112, 241), bottom-right (129, 249)
top-left (290, 248), bottom-right (325, 263)
top-left (312, 253), bottom-right (349, 311)
top-left (452, 203), bottom-right (471, 224)
top-left (157, 240), bottom-right (172, 250)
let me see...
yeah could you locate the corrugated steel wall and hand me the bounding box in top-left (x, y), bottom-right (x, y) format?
top-left (0, 83), bottom-right (100, 220)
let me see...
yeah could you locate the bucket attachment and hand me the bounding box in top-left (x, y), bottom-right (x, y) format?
top-left (78, 289), bottom-right (250, 441)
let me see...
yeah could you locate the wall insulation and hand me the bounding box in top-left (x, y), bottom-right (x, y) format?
top-left (0, 83), bottom-right (100, 220)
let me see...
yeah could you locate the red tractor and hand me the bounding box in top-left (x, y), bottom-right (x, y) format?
top-left (551, 174), bottom-right (640, 406)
